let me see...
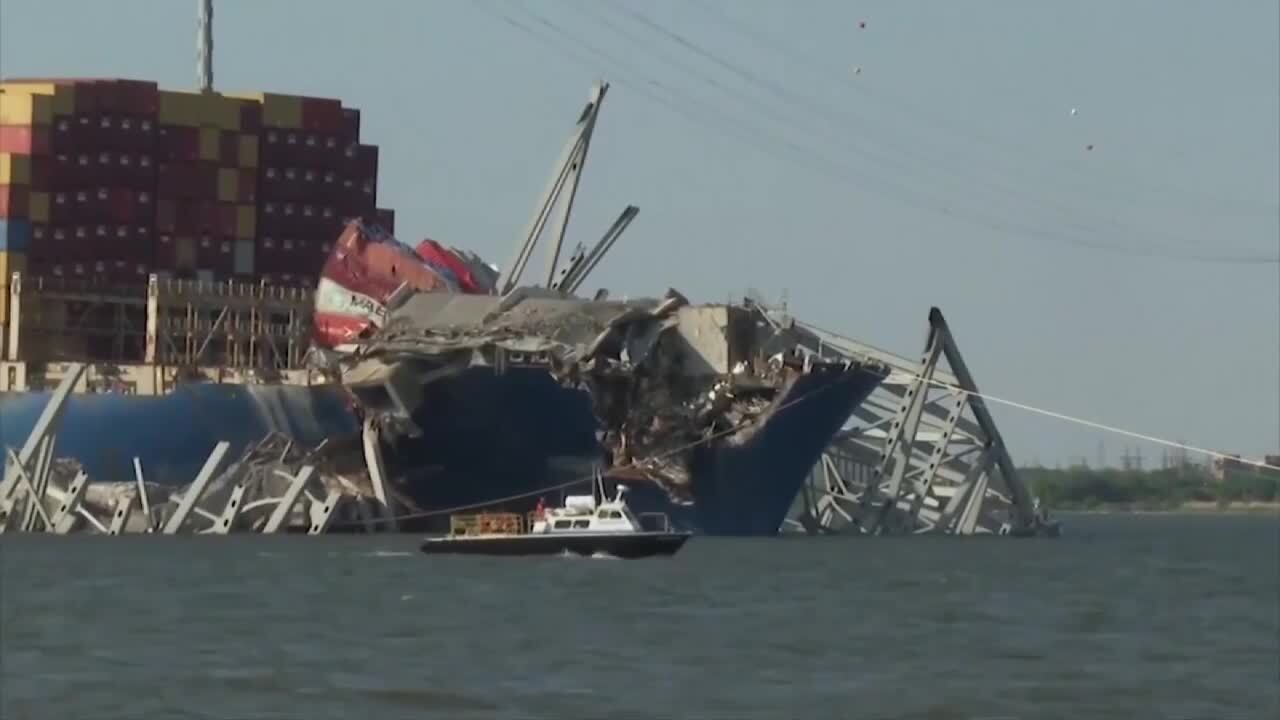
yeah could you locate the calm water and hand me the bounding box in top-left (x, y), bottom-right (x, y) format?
top-left (1, 513), bottom-right (1276, 719)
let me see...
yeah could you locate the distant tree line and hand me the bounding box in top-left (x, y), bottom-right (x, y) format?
top-left (1020, 464), bottom-right (1280, 510)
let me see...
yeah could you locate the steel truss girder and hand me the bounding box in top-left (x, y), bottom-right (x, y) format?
top-left (777, 307), bottom-right (1052, 537)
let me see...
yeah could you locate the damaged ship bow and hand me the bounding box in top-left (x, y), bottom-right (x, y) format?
top-left (341, 284), bottom-right (888, 536)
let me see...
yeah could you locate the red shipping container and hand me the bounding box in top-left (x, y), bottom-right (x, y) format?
top-left (236, 169), bottom-right (257, 203)
top-left (157, 125), bottom-right (198, 161)
top-left (168, 198), bottom-right (197, 234)
top-left (340, 107), bottom-right (360, 141)
top-left (21, 156), bottom-right (53, 191)
top-left (115, 80), bottom-right (160, 115)
top-left (217, 203), bottom-right (237, 237)
top-left (154, 234), bottom-right (176, 269)
top-left (0, 126), bottom-right (51, 155)
top-left (301, 97), bottom-right (343, 134)
top-left (200, 201), bottom-right (220, 232)
top-left (219, 131), bottom-right (239, 166)
top-left (55, 226), bottom-right (85, 261)
top-left (375, 208), bottom-right (395, 235)
top-left (135, 189), bottom-right (156, 222)
top-left (154, 197), bottom-right (177, 232)
top-left (107, 188), bottom-right (136, 223)
top-left (194, 236), bottom-right (234, 275)
top-left (50, 117), bottom-right (78, 153)
top-left (0, 185), bottom-right (30, 218)
top-left (239, 102), bottom-right (262, 134)
top-left (259, 128), bottom-right (306, 166)
top-left (352, 144), bottom-right (378, 177)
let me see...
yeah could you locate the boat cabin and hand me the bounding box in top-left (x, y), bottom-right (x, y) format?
top-left (447, 482), bottom-right (670, 538)
top-left (530, 485), bottom-right (646, 534)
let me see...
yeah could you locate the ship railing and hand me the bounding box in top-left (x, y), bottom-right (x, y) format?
top-left (155, 277), bottom-right (315, 303)
top-left (449, 512), bottom-right (524, 537)
top-left (637, 512), bottom-right (671, 533)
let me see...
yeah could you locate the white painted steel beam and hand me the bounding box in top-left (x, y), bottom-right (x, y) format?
top-left (0, 363), bottom-right (85, 506)
top-left (262, 465), bottom-right (316, 533)
top-left (783, 307), bottom-right (1047, 537)
top-left (306, 490), bottom-right (342, 534)
top-left (162, 441), bottom-right (230, 534)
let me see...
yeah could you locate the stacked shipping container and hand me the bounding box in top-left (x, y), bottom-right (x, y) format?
top-left (0, 78), bottom-right (393, 293)
top-left (0, 79), bottom-right (159, 288)
top-left (239, 91), bottom-right (386, 287)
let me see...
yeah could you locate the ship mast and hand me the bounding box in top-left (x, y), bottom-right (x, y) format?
top-left (197, 0), bottom-right (214, 93)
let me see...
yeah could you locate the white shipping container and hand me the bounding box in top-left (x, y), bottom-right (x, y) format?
top-left (233, 240), bottom-right (254, 276)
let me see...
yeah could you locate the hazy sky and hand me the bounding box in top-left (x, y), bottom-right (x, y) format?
top-left (2, 0), bottom-right (1277, 466)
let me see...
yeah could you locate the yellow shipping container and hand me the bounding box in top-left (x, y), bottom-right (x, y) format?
top-left (27, 192), bottom-right (49, 223)
top-left (198, 126), bottom-right (221, 162)
top-left (158, 90), bottom-right (207, 127)
top-left (205, 95), bottom-right (245, 131)
top-left (0, 92), bottom-right (54, 126)
top-left (235, 205), bottom-right (256, 240)
top-left (0, 82), bottom-right (76, 116)
top-left (217, 168), bottom-right (239, 203)
top-left (0, 154), bottom-right (32, 185)
top-left (237, 135), bottom-right (259, 168)
top-left (227, 91), bottom-right (301, 129)
top-left (0, 250), bottom-right (27, 283)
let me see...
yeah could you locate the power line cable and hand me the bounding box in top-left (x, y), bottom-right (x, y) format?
top-left (591, 2), bottom-right (1280, 264)
top-left (484, 1), bottom-right (1278, 265)
top-left (685, 0), bottom-right (1280, 219)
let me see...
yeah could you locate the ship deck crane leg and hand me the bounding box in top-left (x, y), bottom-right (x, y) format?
top-left (496, 82), bottom-right (613, 295)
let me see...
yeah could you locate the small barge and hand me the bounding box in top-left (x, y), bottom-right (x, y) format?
top-left (420, 484), bottom-right (691, 559)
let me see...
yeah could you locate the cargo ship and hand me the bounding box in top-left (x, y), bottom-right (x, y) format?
top-left (0, 77), bottom-right (382, 484)
top-left (0, 78), bottom-right (888, 535)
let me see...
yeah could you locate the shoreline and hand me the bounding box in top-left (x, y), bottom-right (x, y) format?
top-left (1063, 502), bottom-right (1280, 515)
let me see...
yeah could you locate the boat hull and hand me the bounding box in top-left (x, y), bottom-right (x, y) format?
top-left (419, 531), bottom-right (691, 558)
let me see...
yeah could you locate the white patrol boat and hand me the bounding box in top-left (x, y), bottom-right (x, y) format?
top-left (419, 480), bottom-right (691, 559)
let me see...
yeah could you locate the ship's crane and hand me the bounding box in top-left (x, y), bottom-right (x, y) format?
top-left (494, 81), bottom-right (639, 296)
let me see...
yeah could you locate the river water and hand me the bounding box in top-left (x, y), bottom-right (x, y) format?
top-left (1, 513), bottom-right (1276, 719)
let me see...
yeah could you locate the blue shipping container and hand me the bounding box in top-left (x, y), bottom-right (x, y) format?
top-left (0, 218), bottom-right (32, 253)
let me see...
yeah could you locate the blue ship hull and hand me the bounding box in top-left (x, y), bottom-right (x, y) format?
top-left (0, 364), bottom-right (884, 535)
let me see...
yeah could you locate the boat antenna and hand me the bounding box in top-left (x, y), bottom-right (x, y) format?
top-left (197, 0), bottom-right (214, 93)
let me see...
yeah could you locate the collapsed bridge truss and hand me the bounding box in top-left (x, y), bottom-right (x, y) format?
top-left (763, 305), bottom-right (1056, 537)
